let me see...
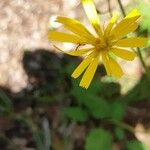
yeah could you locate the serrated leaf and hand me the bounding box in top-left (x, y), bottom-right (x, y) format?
top-left (85, 128), bottom-right (112, 150)
top-left (126, 140), bottom-right (149, 150)
top-left (63, 107), bottom-right (88, 122)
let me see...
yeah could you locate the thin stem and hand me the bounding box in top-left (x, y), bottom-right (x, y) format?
top-left (107, 0), bottom-right (112, 17)
top-left (117, 0), bottom-right (126, 17)
top-left (108, 119), bottom-right (135, 133)
top-left (137, 48), bottom-right (150, 80)
top-left (117, 0), bottom-right (150, 80)
top-left (137, 48), bottom-right (146, 70)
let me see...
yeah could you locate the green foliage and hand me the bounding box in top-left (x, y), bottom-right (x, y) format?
top-left (67, 76), bottom-right (126, 121)
top-left (126, 140), bottom-right (149, 150)
top-left (97, 81), bottom-right (121, 99)
top-left (16, 115), bottom-right (45, 150)
top-left (63, 107), bottom-right (88, 122)
top-left (123, 75), bottom-right (150, 104)
top-left (85, 128), bottom-right (112, 150)
top-left (84, 96), bottom-right (110, 119)
top-left (110, 101), bottom-right (126, 120)
top-left (0, 89), bottom-right (13, 115)
top-left (70, 78), bottom-right (116, 119)
top-left (64, 60), bottom-right (77, 75)
top-left (114, 127), bottom-right (124, 140)
top-left (70, 77), bottom-right (102, 101)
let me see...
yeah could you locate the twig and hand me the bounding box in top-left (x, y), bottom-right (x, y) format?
top-left (117, 0), bottom-right (126, 17)
top-left (107, 0), bottom-right (112, 17)
top-left (108, 119), bottom-right (135, 133)
top-left (137, 48), bottom-right (150, 80)
top-left (96, 9), bottom-right (112, 15)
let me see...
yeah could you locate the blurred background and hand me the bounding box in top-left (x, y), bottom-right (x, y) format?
top-left (0, 0), bottom-right (150, 149)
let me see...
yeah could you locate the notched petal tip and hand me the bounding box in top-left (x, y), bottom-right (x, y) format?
top-left (110, 8), bottom-right (142, 39)
top-left (125, 8), bottom-right (141, 19)
top-left (79, 84), bottom-right (88, 89)
top-left (71, 52), bottom-right (96, 79)
top-left (71, 74), bottom-right (78, 79)
top-left (79, 54), bottom-right (99, 89)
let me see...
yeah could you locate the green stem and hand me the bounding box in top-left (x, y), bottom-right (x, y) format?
top-left (108, 119), bottom-right (135, 133)
top-left (137, 48), bottom-right (150, 80)
top-left (117, 0), bottom-right (150, 80)
top-left (117, 0), bottom-right (126, 17)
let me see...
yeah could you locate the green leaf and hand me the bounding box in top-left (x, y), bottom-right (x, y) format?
top-left (63, 107), bottom-right (88, 122)
top-left (114, 127), bottom-right (124, 140)
top-left (83, 95), bottom-right (110, 119)
top-left (85, 128), bottom-right (112, 150)
top-left (110, 101), bottom-right (126, 120)
top-left (97, 82), bottom-right (121, 99)
top-left (65, 62), bottom-right (76, 75)
top-left (16, 116), bottom-right (45, 150)
top-left (0, 89), bottom-right (13, 115)
top-left (70, 78), bottom-right (111, 119)
top-left (70, 77), bottom-right (102, 101)
top-left (126, 140), bottom-right (149, 150)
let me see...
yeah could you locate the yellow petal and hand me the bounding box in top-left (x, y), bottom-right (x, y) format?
top-left (102, 53), bottom-right (123, 78)
top-left (110, 9), bottom-right (140, 39)
top-left (111, 48), bottom-right (136, 60)
top-left (111, 22), bottom-right (138, 40)
top-left (104, 13), bottom-right (118, 37)
top-left (48, 30), bottom-right (86, 44)
top-left (102, 53), bottom-right (111, 75)
top-left (53, 45), bottom-right (94, 56)
top-left (56, 16), bottom-right (96, 44)
top-left (109, 57), bottom-right (123, 78)
top-left (79, 54), bottom-right (100, 89)
top-left (81, 0), bottom-right (102, 36)
top-left (115, 37), bottom-right (148, 47)
top-left (71, 52), bottom-right (96, 78)
top-left (125, 8), bottom-right (140, 19)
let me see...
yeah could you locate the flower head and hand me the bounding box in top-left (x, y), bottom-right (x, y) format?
top-left (48, 0), bottom-right (148, 89)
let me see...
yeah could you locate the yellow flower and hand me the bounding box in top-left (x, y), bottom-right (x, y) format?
top-left (48, 0), bottom-right (148, 89)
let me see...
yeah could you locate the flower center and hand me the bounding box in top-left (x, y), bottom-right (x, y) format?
top-left (95, 38), bottom-right (109, 52)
